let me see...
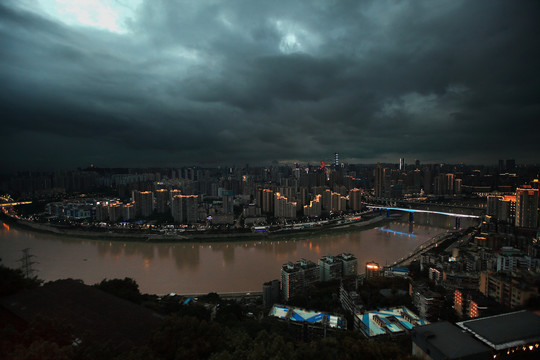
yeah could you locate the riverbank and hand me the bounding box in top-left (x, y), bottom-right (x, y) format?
top-left (1, 213), bottom-right (392, 243)
top-left (1, 211), bottom-right (455, 295)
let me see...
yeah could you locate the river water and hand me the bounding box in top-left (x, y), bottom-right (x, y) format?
top-left (0, 213), bottom-right (477, 295)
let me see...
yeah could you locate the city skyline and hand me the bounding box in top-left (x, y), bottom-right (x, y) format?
top-left (2, 0), bottom-right (540, 171)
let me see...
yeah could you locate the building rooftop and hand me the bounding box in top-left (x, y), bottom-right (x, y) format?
top-left (282, 259), bottom-right (318, 273)
top-left (457, 310), bottom-right (540, 350)
top-left (356, 306), bottom-right (428, 337)
top-left (337, 253), bottom-right (356, 261)
top-left (269, 304), bottom-right (346, 329)
top-left (412, 322), bottom-right (491, 360)
top-left (320, 255), bottom-right (339, 264)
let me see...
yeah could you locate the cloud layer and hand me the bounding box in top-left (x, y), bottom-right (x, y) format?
top-left (1, 0), bottom-right (539, 170)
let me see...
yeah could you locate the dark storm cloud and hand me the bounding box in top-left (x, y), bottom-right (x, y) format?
top-left (1, 0), bottom-right (539, 171)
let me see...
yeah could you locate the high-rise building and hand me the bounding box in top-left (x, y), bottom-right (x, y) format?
top-left (298, 186), bottom-right (309, 208)
top-left (423, 167), bottom-right (432, 194)
top-left (496, 247), bottom-right (532, 272)
top-left (140, 191), bottom-right (154, 217)
top-left (222, 190), bottom-right (234, 215)
top-left (498, 196), bottom-right (515, 223)
top-left (169, 189), bottom-right (181, 200)
top-left (348, 188), bottom-right (362, 211)
top-left (257, 188), bottom-right (274, 214)
top-left (319, 253), bottom-right (358, 281)
top-left (108, 202), bottom-right (123, 222)
top-left (122, 202), bottom-right (135, 220)
top-left (277, 186), bottom-right (295, 202)
top-left (334, 152), bottom-right (339, 167)
top-left (328, 191), bottom-right (347, 212)
top-left (374, 163), bottom-right (385, 198)
top-left (171, 195), bottom-right (199, 224)
top-left (479, 271), bottom-right (539, 309)
top-left (515, 187), bottom-right (539, 228)
top-left (454, 178), bottom-right (462, 194)
top-left (304, 194), bottom-right (322, 217)
top-left (274, 192), bottom-right (296, 218)
top-left (281, 259), bottom-right (320, 301)
top-left (498, 159), bottom-right (505, 174)
top-left (319, 255), bottom-right (343, 281)
top-left (446, 174), bottom-right (455, 194)
top-left (322, 189), bottom-right (332, 210)
top-left (365, 261), bottom-right (381, 278)
top-left (337, 253), bottom-right (358, 277)
top-left (488, 195), bottom-right (516, 223)
top-left (487, 195), bottom-right (503, 217)
top-left (132, 190), bottom-right (142, 216)
top-left (399, 158), bottom-right (405, 171)
top-left (95, 202), bottom-right (109, 221)
top-left (506, 159), bottom-right (516, 173)
top-left (262, 280), bottom-right (281, 308)
top-left (410, 283), bottom-right (443, 320)
top-left (155, 189), bottom-right (169, 214)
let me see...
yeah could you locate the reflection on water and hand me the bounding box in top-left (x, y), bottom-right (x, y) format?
top-left (0, 213), bottom-right (478, 294)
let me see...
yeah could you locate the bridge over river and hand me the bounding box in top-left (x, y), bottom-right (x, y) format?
top-left (389, 230), bottom-right (462, 267)
top-left (364, 201), bottom-right (483, 229)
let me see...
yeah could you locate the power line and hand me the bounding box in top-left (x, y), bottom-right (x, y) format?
top-left (18, 248), bottom-right (38, 278)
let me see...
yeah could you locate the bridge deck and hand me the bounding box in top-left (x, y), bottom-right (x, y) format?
top-left (366, 206), bottom-right (481, 219)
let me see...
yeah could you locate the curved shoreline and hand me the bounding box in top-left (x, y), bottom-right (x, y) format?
top-left (1, 214), bottom-right (392, 243)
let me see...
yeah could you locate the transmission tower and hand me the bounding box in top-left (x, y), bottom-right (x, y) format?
top-left (18, 248), bottom-right (38, 278)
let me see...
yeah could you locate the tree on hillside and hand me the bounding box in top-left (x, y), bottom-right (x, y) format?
top-left (94, 277), bottom-right (142, 304)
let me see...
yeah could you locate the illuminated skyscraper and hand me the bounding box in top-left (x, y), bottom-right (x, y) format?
top-left (107, 202), bottom-right (123, 222)
top-left (515, 187), bottom-right (539, 228)
top-left (155, 189), bottom-right (169, 214)
top-left (349, 188), bottom-right (362, 211)
top-left (399, 158), bottom-right (405, 171)
top-left (334, 152), bottom-right (339, 167)
top-left (304, 194), bottom-right (322, 217)
top-left (257, 188), bottom-right (274, 214)
top-left (169, 189), bottom-right (181, 203)
top-left (139, 191), bottom-right (154, 217)
top-left (274, 192), bottom-right (296, 218)
top-left (132, 190), bottom-right (154, 217)
top-left (95, 202), bottom-right (109, 221)
top-left (122, 202), bottom-right (135, 220)
top-left (171, 195), bottom-right (199, 224)
top-left (365, 261), bottom-right (381, 278)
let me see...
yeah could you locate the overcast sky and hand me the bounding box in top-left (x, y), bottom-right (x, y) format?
top-left (1, 0), bottom-right (539, 171)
